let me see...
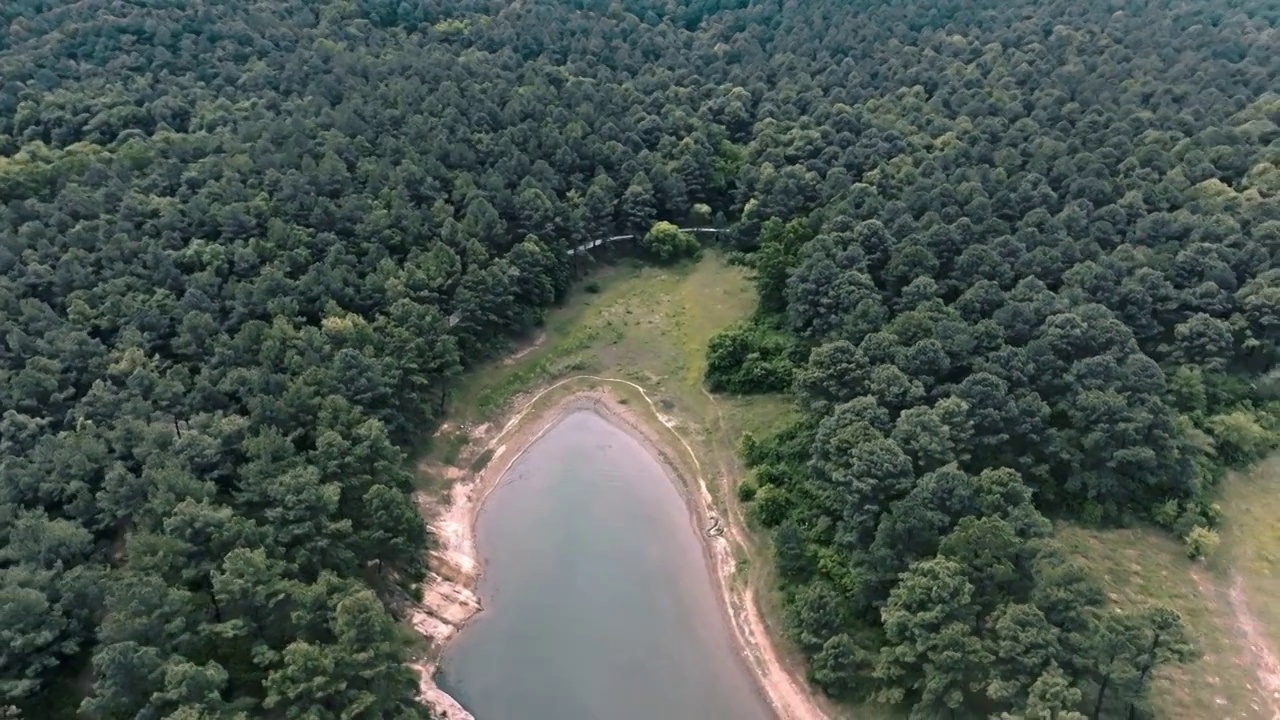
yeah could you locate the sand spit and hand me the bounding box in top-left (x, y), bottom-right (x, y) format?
top-left (409, 376), bottom-right (827, 720)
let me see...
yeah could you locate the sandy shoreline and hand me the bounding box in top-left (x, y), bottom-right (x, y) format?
top-left (408, 376), bottom-right (827, 720)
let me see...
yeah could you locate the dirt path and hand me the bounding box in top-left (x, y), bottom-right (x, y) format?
top-left (408, 375), bottom-right (829, 720)
top-left (1188, 564), bottom-right (1280, 720)
top-left (502, 330), bottom-right (546, 365)
top-left (1228, 574), bottom-right (1280, 719)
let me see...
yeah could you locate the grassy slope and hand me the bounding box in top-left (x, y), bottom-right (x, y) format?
top-left (1218, 456), bottom-right (1280, 656)
top-left (437, 253), bottom-right (799, 488)
top-left (1058, 456), bottom-right (1280, 720)
top-left (444, 254), bottom-right (788, 427)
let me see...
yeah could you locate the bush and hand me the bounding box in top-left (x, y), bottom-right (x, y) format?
top-left (738, 431), bottom-right (762, 465)
top-left (1152, 499), bottom-right (1182, 529)
top-left (1185, 526), bottom-right (1220, 560)
top-left (640, 221), bottom-right (700, 263)
top-left (749, 484), bottom-right (790, 527)
top-left (705, 321), bottom-right (796, 394)
top-left (1206, 409), bottom-right (1279, 466)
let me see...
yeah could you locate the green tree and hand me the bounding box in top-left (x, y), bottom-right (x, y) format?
top-left (639, 221), bottom-right (699, 263)
top-left (998, 662), bottom-right (1087, 720)
top-left (752, 218), bottom-right (811, 313)
top-left (876, 557), bottom-right (990, 716)
top-left (263, 592), bottom-right (426, 720)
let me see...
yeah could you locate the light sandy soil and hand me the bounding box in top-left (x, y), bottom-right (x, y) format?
top-left (408, 375), bottom-right (828, 720)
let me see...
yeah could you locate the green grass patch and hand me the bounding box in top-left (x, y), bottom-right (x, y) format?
top-left (447, 253), bottom-right (765, 424)
top-left (717, 393), bottom-right (797, 439)
top-left (1057, 519), bottom-right (1272, 720)
top-left (437, 431), bottom-right (469, 467)
top-left (468, 448), bottom-right (495, 473)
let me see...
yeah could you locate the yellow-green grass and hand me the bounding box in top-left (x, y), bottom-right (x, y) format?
top-left (1057, 456), bottom-right (1280, 720)
top-left (439, 252), bottom-right (797, 466)
top-left (1216, 455), bottom-right (1280, 657)
top-left (448, 254), bottom-right (753, 417)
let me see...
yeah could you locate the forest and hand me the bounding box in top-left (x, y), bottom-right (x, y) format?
top-left (1, 0), bottom-right (1277, 718)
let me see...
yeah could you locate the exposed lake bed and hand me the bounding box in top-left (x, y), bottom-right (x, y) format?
top-left (409, 380), bottom-right (821, 720)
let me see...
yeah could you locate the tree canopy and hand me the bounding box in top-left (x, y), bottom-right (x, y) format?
top-left (704, 0), bottom-right (1277, 716)
top-left (2, 0), bottom-right (1277, 717)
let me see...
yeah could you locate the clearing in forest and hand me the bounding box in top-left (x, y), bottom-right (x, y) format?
top-left (1058, 456), bottom-right (1280, 720)
top-left (441, 252), bottom-right (792, 435)
top-left (418, 252), bottom-right (889, 720)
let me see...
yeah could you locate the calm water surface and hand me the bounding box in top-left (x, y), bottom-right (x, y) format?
top-left (437, 410), bottom-right (773, 720)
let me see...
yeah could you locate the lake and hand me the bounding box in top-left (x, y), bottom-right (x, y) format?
top-left (437, 409), bottom-right (773, 720)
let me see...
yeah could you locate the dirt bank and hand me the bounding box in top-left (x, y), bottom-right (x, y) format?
top-left (409, 376), bottom-right (828, 720)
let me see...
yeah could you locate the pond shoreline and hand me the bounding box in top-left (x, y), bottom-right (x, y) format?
top-left (408, 377), bottom-right (825, 720)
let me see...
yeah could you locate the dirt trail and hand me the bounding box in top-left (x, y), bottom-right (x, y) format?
top-left (502, 331), bottom-right (546, 365)
top-left (408, 375), bottom-right (829, 720)
top-left (1228, 574), bottom-right (1280, 719)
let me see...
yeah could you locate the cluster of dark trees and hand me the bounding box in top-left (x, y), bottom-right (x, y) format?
top-left (1, 0), bottom-right (1276, 718)
top-left (0, 0), bottom-right (741, 717)
top-left (699, 0), bottom-right (1279, 717)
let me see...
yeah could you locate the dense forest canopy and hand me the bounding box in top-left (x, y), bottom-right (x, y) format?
top-left (701, 0), bottom-right (1279, 718)
top-left (1, 0), bottom-right (1277, 718)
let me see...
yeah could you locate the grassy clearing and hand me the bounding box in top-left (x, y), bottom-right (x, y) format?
top-left (1057, 523), bottom-right (1263, 720)
top-left (1058, 457), bottom-right (1280, 720)
top-left (443, 252), bottom-right (789, 445)
top-left (1216, 455), bottom-right (1280, 654)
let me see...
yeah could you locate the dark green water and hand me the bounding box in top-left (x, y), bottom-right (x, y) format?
top-left (437, 409), bottom-right (773, 720)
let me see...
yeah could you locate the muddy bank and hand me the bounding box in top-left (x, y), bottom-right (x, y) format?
top-left (409, 376), bottom-right (827, 720)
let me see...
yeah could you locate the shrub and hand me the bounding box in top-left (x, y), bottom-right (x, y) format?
top-left (1185, 526), bottom-right (1220, 560)
top-left (640, 221), bottom-right (700, 263)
